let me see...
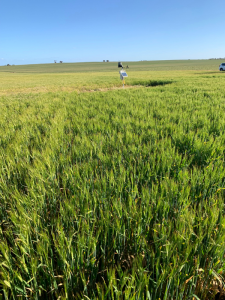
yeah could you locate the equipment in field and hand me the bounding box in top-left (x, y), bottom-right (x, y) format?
top-left (118, 62), bottom-right (128, 88)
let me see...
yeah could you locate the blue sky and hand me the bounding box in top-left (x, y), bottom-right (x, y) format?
top-left (1, 0), bottom-right (225, 65)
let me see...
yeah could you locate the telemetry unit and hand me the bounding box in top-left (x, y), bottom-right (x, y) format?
top-left (118, 62), bottom-right (128, 88)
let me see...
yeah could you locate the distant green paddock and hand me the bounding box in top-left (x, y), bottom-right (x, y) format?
top-left (0, 59), bottom-right (224, 73)
top-left (0, 59), bottom-right (225, 96)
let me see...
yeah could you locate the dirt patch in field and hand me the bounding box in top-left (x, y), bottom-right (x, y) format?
top-left (80, 85), bottom-right (143, 93)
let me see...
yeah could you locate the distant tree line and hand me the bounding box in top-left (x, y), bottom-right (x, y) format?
top-left (209, 58), bottom-right (225, 60)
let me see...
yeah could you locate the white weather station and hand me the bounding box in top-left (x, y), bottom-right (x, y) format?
top-left (118, 62), bottom-right (128, 88)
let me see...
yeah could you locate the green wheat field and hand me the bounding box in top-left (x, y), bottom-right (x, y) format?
top-left (1, 60), bottom-right (225, 299)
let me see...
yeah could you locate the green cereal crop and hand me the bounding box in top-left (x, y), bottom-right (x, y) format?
top-left (1, 61), bottom-right (225, 299)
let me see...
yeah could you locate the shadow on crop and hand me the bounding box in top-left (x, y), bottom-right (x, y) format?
top-left (131, 80), bottom-right (173, 87)
top-left (171, 135), bottom-right (214, 169)
top-left (196, 72), bottom-right (221, 75)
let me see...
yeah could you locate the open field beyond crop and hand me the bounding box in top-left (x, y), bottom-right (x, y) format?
top-left (1, 60), bottom-right (225, 299)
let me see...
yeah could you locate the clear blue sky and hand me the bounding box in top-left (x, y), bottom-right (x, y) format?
top-left (1, 0), bottom-right (225, 65)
